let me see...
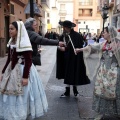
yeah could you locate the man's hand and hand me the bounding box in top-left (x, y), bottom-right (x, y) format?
top-left (22, 78), bottom-right (28, 86)
top-left (59, 41), bottom-right (66, 47)
top-left (75, 48), bottom-right (83, 54)
top-left (58, 47), bottom-right (65, 52)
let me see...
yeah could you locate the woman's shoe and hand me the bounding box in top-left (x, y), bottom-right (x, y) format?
top-left (94, 114), bottom-right (103, 120)
top-left (73, 86), bottom-right (79, 96)
top-left (60, 87), bottom-right (70, 98)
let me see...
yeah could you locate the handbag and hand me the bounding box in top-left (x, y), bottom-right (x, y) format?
top-left (32, 53), bottom-right (41, 66)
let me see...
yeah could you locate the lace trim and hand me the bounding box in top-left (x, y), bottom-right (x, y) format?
top-left (0, 89), bottom-right (23, 95)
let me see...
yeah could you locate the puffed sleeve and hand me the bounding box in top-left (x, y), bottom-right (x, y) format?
top-left (22, 51), bottom-right (32, 78)
top-left (2, 47), bottom-right (11, 74)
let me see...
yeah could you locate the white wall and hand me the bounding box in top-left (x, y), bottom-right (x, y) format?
top-left (50, 0), bottom-right (59, 31)
top-left (41, 11), bottom-right (47, 35)
top-left (57, 2), bottom-right (73, 21)
top-left (78, 20), bottom-right (100, 34)
top-left (49, 0), bottom-right (74, 33)
top-left (65, 3), bottom-right (73, 21)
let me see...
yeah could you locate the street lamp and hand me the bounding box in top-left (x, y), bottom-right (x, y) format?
top-left (101, 4), bottom-right (110, 31)
top-left (30, 0), bottom-right (34, 17)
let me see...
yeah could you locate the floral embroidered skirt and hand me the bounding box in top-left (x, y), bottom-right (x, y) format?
top-left (92, 65), bottom-right (120, 116)
top-left (0, 64), bottom-right (48, 120)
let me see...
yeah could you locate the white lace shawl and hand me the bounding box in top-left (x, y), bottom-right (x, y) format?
top-left (7, 21), bottom-right (32, 52)
top-left (83, 26), bottom-right (120, 81)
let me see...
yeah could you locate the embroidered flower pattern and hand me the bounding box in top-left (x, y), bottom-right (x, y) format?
top-left (94, 54), bottom-right (118, 99)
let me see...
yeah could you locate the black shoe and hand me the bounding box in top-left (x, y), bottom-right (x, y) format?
top-left (60, 87), bottom-right (70, 98)
top-left (73, 86), bottom-right (79, 96)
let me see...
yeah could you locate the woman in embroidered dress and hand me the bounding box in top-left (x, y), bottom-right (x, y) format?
top-left (75, 26), bottom-right (120, 119)
top-left (0, 21), bottom-right (48, 120)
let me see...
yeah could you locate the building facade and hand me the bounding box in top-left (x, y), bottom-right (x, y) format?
top-left (57, 0), bottom-right (74, 34)
top-left (97, 0), bottom-right (120, 33)
top-left (41, 0), bottom-right (50, 35)
top-left (49, 0), bottom-right (59, 33)
top-left (110, 0), bottom-right (120, 32)
top-left (73, 0), bottom-right (101, 34)
top-left (0, 0), bottom-right (27, 57)
top-left (0, 0), bottom-right (43, 57)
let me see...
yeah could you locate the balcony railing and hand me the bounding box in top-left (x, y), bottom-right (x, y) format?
top-left (79, 2), bottom-right (93, 6)
top-left (59, 10), bottom-right (67, 16)
top-left (113, 3), bottom-right (120, 14)
top-left (78, 14), bottom-right (92, 17)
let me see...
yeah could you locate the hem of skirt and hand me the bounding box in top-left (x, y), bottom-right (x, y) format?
top-left (0, 89), bottom-right (23, 96)
top-left (0, 112), bottom-right (46, 120)
top-left (94, 93), bottom-right (116, 100)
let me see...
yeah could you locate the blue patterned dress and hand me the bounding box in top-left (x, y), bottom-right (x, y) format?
top-left (0, 62), bottom-right (48, 120)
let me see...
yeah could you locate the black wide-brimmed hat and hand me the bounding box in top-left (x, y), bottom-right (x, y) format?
top-left (59, 20), bottom-right (76, 28)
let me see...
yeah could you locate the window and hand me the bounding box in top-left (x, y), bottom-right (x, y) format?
top-left (60, 4), bottom-right (65, 10)
top-left (10, 4), bottom-right (14, 14)
top-left (47, 19), bottom-right (50, 24)
top-left (47, 13), bottom-right (49, 17)
top-left (78, 9), bottom-right (92, 16)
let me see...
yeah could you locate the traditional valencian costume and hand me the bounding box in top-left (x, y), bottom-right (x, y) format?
top-left (83, 26), bottom-right (120, 117)
top-left (0, 21), bottom-right (48, 120)
top-left (56, 20), bottom-right (90, 97)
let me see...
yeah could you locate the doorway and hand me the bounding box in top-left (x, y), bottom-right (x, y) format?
top-left (5, 16), bottom-right (10, 52)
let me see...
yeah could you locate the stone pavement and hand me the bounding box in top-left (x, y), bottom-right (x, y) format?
top-left (40, 65), bottom-right (81, 120)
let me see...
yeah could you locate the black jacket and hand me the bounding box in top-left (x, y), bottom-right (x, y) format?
top-left (25, 26), bottom-right (59, 65)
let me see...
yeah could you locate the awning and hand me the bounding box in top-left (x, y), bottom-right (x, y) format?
top-left (24, 1), bottom-right (42, 17)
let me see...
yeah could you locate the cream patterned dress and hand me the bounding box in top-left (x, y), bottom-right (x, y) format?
top-left (92, 42), bottom-right (120, 116)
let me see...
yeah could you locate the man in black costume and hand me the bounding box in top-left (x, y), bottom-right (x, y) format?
top-left (56, 20), bottom-right (90, 97)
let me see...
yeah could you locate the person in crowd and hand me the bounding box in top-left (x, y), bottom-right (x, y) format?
top-left (97, 31), bottom-right (105, 43)
top-left (38, 29), bottom-right (43, 36)
top-left (56, 20), bottom-right (90, 97)
top-left (75, 26), bottom-right (120, 120)
top-left (0, 21), bottom-right (48, 120)
top-left (49, 31), bottom-right (53, 39)
top-left (45, 31), bottom-right (49, 38)
top-left (92, 33), bottom-right (97, 42)
top-left (53, 32), bottom-right (57, 40)
top-left (86, 33), bottom-right (93, 40)
top-left (24, 17), bottom-right (65, 66)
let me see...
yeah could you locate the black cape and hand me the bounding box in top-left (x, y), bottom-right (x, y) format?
top-left (56, 29), bottom-right (90, 85)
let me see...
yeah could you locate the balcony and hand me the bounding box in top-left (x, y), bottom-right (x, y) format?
top-left (11, 0), bottom-right (25, 7)
top-left (59, 10), bottom-right (67, 16)
top-left (79, 2), bottom-right (93, 6)
top-left (78, 9), bottom-right (92, 17)
top-left (109, 0), bottom-right (114, 7)
top-left (113, 3), bottom-right (120, 14)
top-left (78, 14), bottom-right (92, 17)
top-left (41, 0), bottom-right (50, 11)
